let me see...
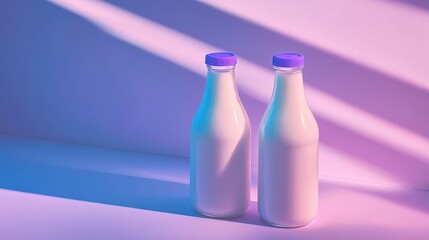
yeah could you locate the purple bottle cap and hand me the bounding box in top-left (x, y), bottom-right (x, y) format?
top-left (272, 53), bottom-right (304, 67)
top-left (205, 52), bottom-right (237, 66)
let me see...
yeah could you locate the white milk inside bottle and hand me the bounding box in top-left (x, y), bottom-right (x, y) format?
top-left (258, 53), bottom-right (319, 227)
top-left (190, 52), bottom-right (251, 218)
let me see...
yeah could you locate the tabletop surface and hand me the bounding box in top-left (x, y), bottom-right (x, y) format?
top-left (0, 134), bottom-right (428, 240)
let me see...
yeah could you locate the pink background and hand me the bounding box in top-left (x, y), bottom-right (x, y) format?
top-left (1, 0), bottom-right (428, 191)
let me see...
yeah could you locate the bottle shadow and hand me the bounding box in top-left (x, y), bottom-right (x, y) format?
top-left (0, 161), bottom-right (270, 227)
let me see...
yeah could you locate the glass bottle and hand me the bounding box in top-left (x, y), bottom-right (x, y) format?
top-left (190, 52), bottom-right (251, 218)
top-left (258, 53), bottom-right (319, 227)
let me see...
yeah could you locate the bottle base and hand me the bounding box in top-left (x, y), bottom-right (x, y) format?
top-left (261, 217), bottom-right (315, 228)
top-left (197, 209), bottom-right (246, 219)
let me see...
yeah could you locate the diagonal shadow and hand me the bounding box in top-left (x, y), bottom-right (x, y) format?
top-left (106, 0), bottom-right (429, 139)
top-left (243, 93), bottom-right (429, 190)
top-left (394, 0), bottom-right (429, 10)
top-left (319, 115), bottom-right (429, 190)
top-left (0, 0), bottom-right (205, 158)
top-left (44, 0), bottom-right (429, 190)
top-left (101, 0), bottom-right (429, 190)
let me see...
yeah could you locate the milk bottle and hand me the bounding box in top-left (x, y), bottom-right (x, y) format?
top-left (258, 53), bottom-right (319, 227)
top-left (190, 52), bottom-right (251, 218)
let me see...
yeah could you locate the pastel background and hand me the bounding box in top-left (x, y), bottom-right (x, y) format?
top-left (1, 1), bottom-right (429, 239)
top-left (1, 0), bottom-right (429, 191)
top-left (1, 0), bottom-right (429, 188)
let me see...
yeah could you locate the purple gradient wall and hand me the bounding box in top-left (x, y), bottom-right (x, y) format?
top-left (1, 0), bottom-right (428, 190)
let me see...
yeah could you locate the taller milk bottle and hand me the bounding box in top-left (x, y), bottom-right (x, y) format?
top-left (258, 53), bottom-right (319, 227)
top-left (190, 52), bottom-right (251, 218)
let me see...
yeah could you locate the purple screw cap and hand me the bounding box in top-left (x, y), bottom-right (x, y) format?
top-left (205, 52), bottom-right (237, 66)
top-left (273, 53), bottom-right (304, 67)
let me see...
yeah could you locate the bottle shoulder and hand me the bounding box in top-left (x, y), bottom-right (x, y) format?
top-left (191, 103), bottom-right (250, 138)
top-left (259, 107), bottom-right (319, 146)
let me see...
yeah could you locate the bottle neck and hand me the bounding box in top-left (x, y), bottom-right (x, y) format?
top-left (271, 66), bottom-right (306, 107)
top-left (203, 65), bottom-right (239, 104)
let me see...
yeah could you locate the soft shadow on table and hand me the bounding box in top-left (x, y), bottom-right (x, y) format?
top-left (1, 167), bottom-right (264, 227)
top-left (0, 140), bottom-right (266, 226)
top-left (1, 137), bottom-right (427, 239)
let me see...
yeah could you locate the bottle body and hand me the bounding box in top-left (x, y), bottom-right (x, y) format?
top-left (190, 64), bottom-right (251, 218)
top-left (258, 65), bottom-right (319, 227)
